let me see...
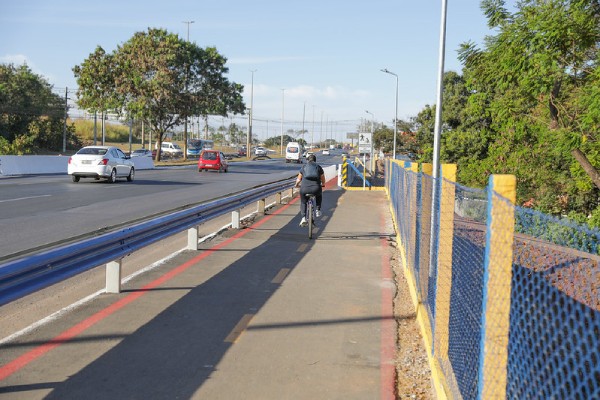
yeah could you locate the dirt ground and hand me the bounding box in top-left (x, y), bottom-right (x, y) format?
top-left (375, 160), bottom-right (435, 399)
top-left (389, 239), bottom-right (435, 399)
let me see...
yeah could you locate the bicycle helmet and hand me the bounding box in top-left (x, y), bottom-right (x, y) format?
top-left (307, 154), bottom-right (317, 162)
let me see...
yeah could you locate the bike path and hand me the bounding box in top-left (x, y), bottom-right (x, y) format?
top-left (0, 187), bottom-right (397, 399)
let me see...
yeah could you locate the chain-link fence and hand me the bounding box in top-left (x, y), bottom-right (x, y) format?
top-left (385, 159), bottom-right (599, 399)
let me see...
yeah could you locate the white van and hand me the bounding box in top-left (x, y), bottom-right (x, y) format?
top-left (155, 141), bottom-right (183, 158)
top-left (285, 142), bottom-right (303, 163)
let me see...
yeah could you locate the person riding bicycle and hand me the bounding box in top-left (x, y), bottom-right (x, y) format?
top-left (294, 153), bottom-right (325, 226)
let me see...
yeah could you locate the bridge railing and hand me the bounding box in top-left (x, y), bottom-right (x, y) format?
top-left (385, 159), bottom-right (599, 400)
top-left (0, 177), bottom-right (296, 306)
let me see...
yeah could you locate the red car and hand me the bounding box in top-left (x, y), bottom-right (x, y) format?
top-left (198, 150), bottom-right (228, 173)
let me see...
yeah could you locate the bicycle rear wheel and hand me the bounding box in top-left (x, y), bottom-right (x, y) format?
top-left (307, 198), bottom-right (314, 239)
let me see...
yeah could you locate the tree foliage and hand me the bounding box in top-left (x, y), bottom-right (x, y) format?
top-left (409, 0), bottom-right (600, 220)
top-left (0, 63), bottom-right (78, 153)
top-left (73, 28), bottom-right (245, 160)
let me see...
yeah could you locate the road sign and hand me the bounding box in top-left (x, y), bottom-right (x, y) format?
top-left (358, 132), bottom-right (372, 154)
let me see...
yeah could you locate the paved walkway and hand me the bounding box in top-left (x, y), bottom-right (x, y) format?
top-left (0, 188), bottom-right (397, 400)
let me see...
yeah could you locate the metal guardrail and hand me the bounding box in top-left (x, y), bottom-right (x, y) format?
top-left (0, 177), bottom-right (296, 306)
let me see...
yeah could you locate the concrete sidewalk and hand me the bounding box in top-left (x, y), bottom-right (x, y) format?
top-left (0, 188), bottom-right (397, 400)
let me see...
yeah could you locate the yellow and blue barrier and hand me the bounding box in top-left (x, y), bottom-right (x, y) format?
top-left (384, 159), bottom-right (599, 399)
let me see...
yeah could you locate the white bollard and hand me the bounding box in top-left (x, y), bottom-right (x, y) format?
top-left (257, 199), bottom-right (266, 215)
top-left (232, 209), bottom-right (241, 229)
top-left (187, 226), bottom-right (199, 250)
top-left (106, 260), bottom-right (122, 293)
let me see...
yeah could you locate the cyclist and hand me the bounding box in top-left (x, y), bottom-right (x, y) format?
top-left (294, 154), bottom-right (326, 226)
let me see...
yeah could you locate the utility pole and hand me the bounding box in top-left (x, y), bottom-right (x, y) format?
top-left (62, 87), bottom-right (67, 153)
top-left (182, 20), bottom-right (194, 161)
top-left (247, 69), bottom-right (256, 159)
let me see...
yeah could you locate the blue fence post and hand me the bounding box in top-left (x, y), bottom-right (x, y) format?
top-left (478, 174), bottom-right (516, 399)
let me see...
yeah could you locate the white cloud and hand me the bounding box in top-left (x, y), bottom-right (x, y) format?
top-left (0, 54), bottom-right (30, 66)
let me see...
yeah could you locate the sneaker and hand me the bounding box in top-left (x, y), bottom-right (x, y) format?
top-left (315, 209), bottom-right (322, 218)
top-left (300, 217), bottom-right (307, 227)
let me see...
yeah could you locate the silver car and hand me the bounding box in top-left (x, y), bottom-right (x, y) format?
top-left (68, 146), bottom-right (135, 183)
top-left (254, 147), bottom-right (267, 156)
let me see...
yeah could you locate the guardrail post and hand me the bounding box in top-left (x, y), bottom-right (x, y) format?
top-left (478, 174), bottom-right (516, 400)
top-left (187, 226), bottom-right (199, 250)
top-left (232, 209), bottom-right (241, 229)
top-left (106, 259), bottom-right (122, 293)
top-left (257, 199), bottom-right (266, 215)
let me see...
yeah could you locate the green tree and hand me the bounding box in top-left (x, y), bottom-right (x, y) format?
top-left (74, 28), bottom-right (245, 161)
top-left (0, 63), bottom-right (77, 153)
top-left (455, 0), bottom-right (600, 215)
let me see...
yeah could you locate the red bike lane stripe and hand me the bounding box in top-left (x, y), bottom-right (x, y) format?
top-left (0, 196), bottom-right (299, 382)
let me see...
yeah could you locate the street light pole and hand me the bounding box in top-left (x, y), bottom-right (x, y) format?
top-left (182, 20), bottom-right (194, 161)
top-left (381, 68), bottom-right (398, 160)
top-left (429, 0), bottom-right (449, 279)
top-left (280, 88), bottom-right (285, 155)
top-left (312, 105), bottom-right (316, 149)
top-left (247, 69), bottom-right (256, 160)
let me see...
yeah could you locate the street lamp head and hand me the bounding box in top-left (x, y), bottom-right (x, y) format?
top-left (381, 68), bottom-right (398, 77)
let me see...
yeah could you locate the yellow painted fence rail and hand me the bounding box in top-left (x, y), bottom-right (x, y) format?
top-left (384, 159), bottom-right (599, 400)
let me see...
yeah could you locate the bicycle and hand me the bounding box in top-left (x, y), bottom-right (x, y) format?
top-left (304, 193), bottom-right (317, 239)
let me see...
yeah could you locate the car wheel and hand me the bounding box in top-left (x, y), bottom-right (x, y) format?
top-left (72, 175), bottom-right (80, 183)
top-left (127, 167), bottom-right (135, 182)
top-left (108, 168), bottom-right (117, 183)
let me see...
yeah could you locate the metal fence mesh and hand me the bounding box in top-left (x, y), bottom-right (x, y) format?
top-left (444, 183), bottom-right (488, 399)
top-left (508, 206), bottom-right (600, 399)
top-left (385, 160), bottom-right (599, 400)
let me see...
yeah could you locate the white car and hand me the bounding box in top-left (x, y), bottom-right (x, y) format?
top-left (68, 146), bottom-right (135, 183)
top-left (254, 147), bottom-right (268, 156)
top-left (322, 149), bottom-right (330, 156)
top-left (131, 148), bottom-right (152, 157)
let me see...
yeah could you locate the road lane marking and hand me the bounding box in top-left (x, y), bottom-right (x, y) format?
top-left (271, 268), bottom-right (290, 284)
top-left (224, 314), bottom-right (254, 343)
top-left (0, 194), bottom-right (51, 203)
top-left (297, 243), bottom-right (309, 253)
top-left (0, 195), bottom-right (300, 382)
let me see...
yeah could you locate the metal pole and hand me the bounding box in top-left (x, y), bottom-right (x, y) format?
top-left (280, 89), bottom-right (285, 155)
top-left (312, 105), bottom-right (316, 149)
top-left (320, 111), bottom-right (323, 147)
top-left (93, 111), bottom-right (97, 145)
top-left (182, 21), bottom-right (194, 161)
top-left (430, 0), bottom-right (448, 276)
top-left (381, 68), bottom-right (399, 160)
top-left (301, 101), bottom-right (306, 143)
top-left (247, 69), bottom-right (256, 160)
top-left (129, 118), bottom-right (133, 154)
top-left (63, 87), bottom-right (67, 153)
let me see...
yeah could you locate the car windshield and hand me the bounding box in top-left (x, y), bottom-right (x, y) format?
top-left (288, 147), bottom-right (298, 153)
top-left (202, 152), bottom-right (217, 160)
top-left (78, 148), bottom-right (107, 155)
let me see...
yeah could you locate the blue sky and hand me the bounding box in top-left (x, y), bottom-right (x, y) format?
top-left (1, 0), bottom-right (501, 142)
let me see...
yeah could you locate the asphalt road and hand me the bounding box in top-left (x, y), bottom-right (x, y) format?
top-left (0, 154), bottom-right (342, 260)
